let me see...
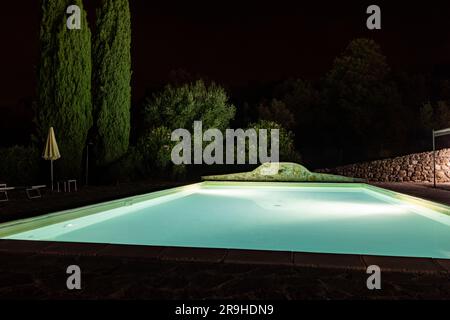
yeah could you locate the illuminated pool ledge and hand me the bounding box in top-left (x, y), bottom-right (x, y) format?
top-left (0, 239), bottom-right (449, 274)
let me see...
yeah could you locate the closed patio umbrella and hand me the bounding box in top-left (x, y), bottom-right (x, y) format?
top-left (42, 127), bottom-right (61, 191)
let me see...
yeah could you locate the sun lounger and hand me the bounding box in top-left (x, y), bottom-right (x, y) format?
top-left (26, 185), bottom-right (46, 199)
top-left (0, 184), bottom-right (12, 202)
top-left (0, 184), bottom-right (46, 201)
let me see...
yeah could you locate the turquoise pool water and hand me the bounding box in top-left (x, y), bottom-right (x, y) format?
top-left (3, 183), bottom-right (450, 259)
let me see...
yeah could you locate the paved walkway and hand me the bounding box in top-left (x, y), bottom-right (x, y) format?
top-left (0, 250), bottom-right (448, 299)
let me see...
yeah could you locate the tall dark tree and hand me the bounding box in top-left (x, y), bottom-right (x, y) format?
top-left (36, 0), bottom-right (92, 177)
top-left (257, 99), bottom-right (295, 130)
top-left (93, 0), bottom-right (132, 166)
top-left (324, 38), bottom-right (390, 135)
top-left (323, 38), bottom-right (404, 162)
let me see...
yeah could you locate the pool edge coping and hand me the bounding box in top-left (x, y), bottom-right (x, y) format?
top-left (364, 183), bottom-right (450, 217)
top-left (0, 239), bottom-right (448, 274)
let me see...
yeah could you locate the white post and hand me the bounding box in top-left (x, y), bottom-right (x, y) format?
top-left (433, 130), bottom-right (436, 188)
top-left (430, 127), bottom-right (450, 188)
top-left (51, 160), bottom-right (54, 191)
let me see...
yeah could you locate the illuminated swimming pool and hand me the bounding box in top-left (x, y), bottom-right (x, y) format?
top-left (1, 182), bottom-right (450, 259)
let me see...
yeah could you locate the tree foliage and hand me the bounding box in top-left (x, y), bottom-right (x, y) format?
top-left (324, 38), bottom-right (391, 134)
top-left (257, 99), bottom-right (295, 129)
top-left (139, 80), bottom-right (235, 176)
top-left (93, 0), bottom-right (132, 166)
top-left (137, 126), bottom-right (174, 174)
top-left (273, 78), bottom-right (323, 146)
top-left (0, 146), bottom-right (40, 185)
top-left (420, 101), bottom-right (450, 132)
top-left (322, 38), bottom-right (406, 161)
top-left (36, 0), bottom-right (92, 177)
top-left (143, 80), bottom-right (236, 131)
top-left (249, 120), bottom-right (301, 163)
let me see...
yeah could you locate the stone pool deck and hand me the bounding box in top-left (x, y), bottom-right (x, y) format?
top-left (370, 182), bottom-right (450, 207)
top-left (0, 181), bottom-right (450, 299)
top-left (0, 240), bottom-right (449, 300)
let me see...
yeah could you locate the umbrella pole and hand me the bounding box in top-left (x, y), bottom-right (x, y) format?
top-left (51, 160), bottom-right (54, 191)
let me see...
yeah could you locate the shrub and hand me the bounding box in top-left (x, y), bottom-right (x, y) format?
top-left (100, 146), bottom-right (144, 183)
top-left (137, 126), bottom-right (172, 174)
top-left (249, 120), bottom-right (302, 163)
top-left (136, 127), bottom-right (186, 178)
top-left (0, 146), bottom-right (40, 185)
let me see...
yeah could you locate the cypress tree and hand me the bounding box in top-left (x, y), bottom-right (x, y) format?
top-left (37, 0), bottom-right (92, 178)
top-left (93, 0), bottom-right (132, 166)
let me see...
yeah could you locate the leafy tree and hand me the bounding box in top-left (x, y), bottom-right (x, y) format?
top-left (323, 38), bottom-right (405, 161)
top-left (93, 0), bottom-right (132, 167)
top-left (324, 38), bottom-right (390, 133)
top-left (273, 78), bottom-right (323, 148)
top-left (420, 102), bottom-right (434, 132)
top-left (421, 101), bottom-right (450, 132)
top-left (275, 79), bottom-right (320, 116)
top-left (249, 120), bottom-right (301, 163)
top-left (0, 146), bottom-right (40, 185)
top-left (137, 126), bottom-right (174, 175)
top-left (439, 80), bottom-right (450, 102)
top-left (139, 80), bottom-right (235, 176)
top-left (143, 80), bottom-right (236, 131)
top-left (257, 99), bottom-right (295, 129)
top-left (36, 0), bottom-right (92, 177)
top-left (435, 101), bottom-right (450, 129)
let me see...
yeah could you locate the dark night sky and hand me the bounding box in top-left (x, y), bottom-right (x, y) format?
top-left (1, 1), bottom-right (450, 107)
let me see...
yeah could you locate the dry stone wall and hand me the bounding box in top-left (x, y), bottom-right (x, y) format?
top-left (318, 149), bottom-right (450, 182)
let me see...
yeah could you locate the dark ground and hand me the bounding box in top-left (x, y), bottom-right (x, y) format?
top-left (0, 181), bottom-right (450, 300)
top-left (1, 251), bottom-right (449, 300)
